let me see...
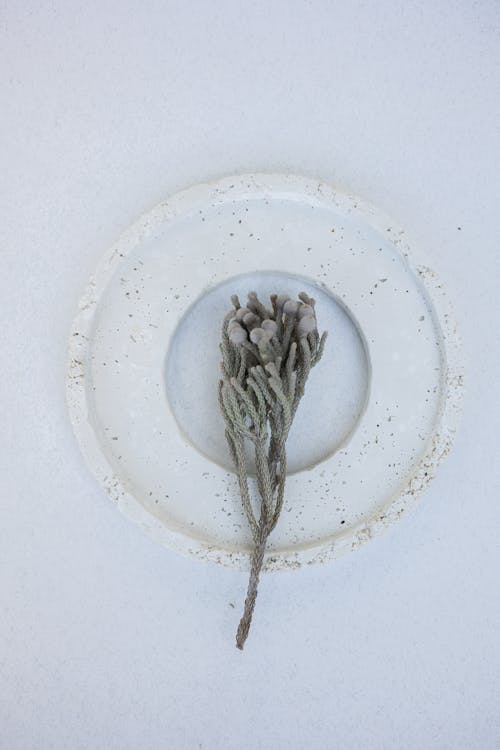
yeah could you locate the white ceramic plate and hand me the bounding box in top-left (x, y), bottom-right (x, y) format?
top-left (67, 174), bottom-right (463, 570)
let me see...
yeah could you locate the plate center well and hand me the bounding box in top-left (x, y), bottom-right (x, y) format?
top-left (165, 271), bottom-right (371, 474)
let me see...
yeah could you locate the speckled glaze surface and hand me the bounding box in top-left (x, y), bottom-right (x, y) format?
top-left (67, 174), bottom-right (463, 571)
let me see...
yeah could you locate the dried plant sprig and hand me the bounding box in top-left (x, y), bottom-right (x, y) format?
top-left (219, 290), bottom-right (328, 649)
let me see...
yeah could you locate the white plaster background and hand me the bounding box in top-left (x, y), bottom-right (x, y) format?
top-left (1, 2), bottom-right (499, 748)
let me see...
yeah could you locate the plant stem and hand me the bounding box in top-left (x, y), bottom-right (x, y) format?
top-left (236, 523), bottom-right (269, 650)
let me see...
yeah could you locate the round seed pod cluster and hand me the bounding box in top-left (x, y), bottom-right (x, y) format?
top-left (220, 290), bottom-right (327, 449)
top-left (225, 291), bottom-right (325, 372)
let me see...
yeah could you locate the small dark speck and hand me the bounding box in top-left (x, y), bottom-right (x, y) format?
top-left (340, 520), bottom-right (345, 524)
top-left (229, 233), bottom-right (234, 237)
top-left (457, 227), bottom-right (462, 231)
top-left (111, 436), bottom-right (118, 440)
top-left (229, 602), bottom-right (235, 608)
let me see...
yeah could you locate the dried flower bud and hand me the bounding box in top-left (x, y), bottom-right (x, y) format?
top-left (249, 327), bottom-right (264, 344)
top-left (235, 307), bottom-right (251, 321)
top-left (283, 300), bottom-right (301, 316)
top-left (229, 322), bottom-right (248, 345)
top-left (256, 331), bottom-right (274, 364)
top-left (298, 291), bottom-right (315, 306)
top-left (247, 291), bottom-right (271, 320)
top-left (243, 312), bottom-right (261, 330)
top-left (275, 294), bottom-right (290, 308)
top-left (298, 315), bottom-right (316, 337)
top-left (261, 319), bottom-right (277, 335)
top-left (298, 304), bottom-right (315, 319)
